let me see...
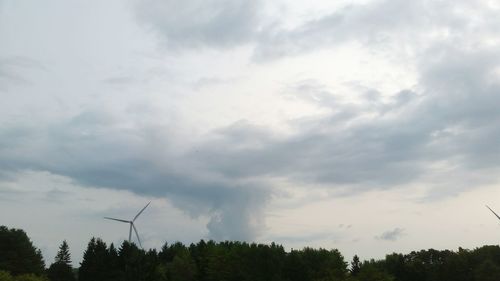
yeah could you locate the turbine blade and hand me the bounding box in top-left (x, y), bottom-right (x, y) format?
top-left (133, 202), bottom-right (151, 222)
top-left (486, 205), bottom-right (500, 221)
top-left (132, 223), bottom-right (142, 248)
top-left (104, 217), bottom-right (130, 223)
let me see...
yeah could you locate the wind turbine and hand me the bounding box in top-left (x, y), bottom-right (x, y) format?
top-left (104, 202), bottom-right (150, 248)
top-left (486, 205), bottom-right (500, 221)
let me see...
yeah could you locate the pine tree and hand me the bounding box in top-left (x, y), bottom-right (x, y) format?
top-left (351, 255), bottom-right (361, 276)
top-left (78, 238), bottom-right (109, 281)
top-left (0, 226), bottom-right (45, 276)
top-left (55, 241), bottom-right (71, 265)
top-left (47, 241), bottom-right (75, 281)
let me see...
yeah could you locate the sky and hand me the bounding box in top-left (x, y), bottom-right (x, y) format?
top-left (1, 0), bottom-right (500, 266)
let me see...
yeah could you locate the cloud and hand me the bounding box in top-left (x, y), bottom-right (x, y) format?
top-left (375, 227), bottom-right (405, 241)
top-left (134, 0), bottom-right (262, 49)
top-left (0, 111), bottom-right (271, 241)
top-left (3, 0), bottom-right (500, 245)
top-left (5, 41), bottom-right (499, 241)
top-left (256, 0), bottom-right (500, 60)
top-left (253, 0), bottom-right (419, 60)
top-left (0, 56), bottom-right (44, 91)
top-left (133, 0), bottom-right (500, 63)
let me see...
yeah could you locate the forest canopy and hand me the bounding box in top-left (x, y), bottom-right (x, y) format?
top-left (1, 225), bottom-right (500, 281)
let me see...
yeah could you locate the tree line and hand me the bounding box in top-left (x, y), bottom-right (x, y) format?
top-left (2, 225), bottom-right (500, 281)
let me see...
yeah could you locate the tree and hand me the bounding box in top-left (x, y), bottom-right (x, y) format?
top-left (356, 265), bottom-right (394, 281)
top-left (350, 255), bottom-right (361, 277)
top-left (47, 241), bottom-right (75, 281)
top-left (13, 274), bottom-right (49, 281)
top-left (78, 238), bottom-right (110, 281)
top-left (0, 271), bottom-right (49, 281)
top-left (0, 226), bottom-right (45, 276)
top-left (474, 259), bottom-right (500, 281)
top-left (168, 251), bottom-right (197, 281)
top-left (55, 241), bottom-right (71, 265)
top-left (0, 271), bottom-right (14, 281)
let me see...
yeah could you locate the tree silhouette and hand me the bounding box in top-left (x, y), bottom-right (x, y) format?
top-left (55, 241), bottom-right (71, 265)
top-left (0, 226), bottom-right (45, 276)
top-left (351, 255), bottom-right (361, 277)
top-left (47, 241), bottom-right (75, 281)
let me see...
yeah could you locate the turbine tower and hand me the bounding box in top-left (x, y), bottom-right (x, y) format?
top-left (104, 202), bottom-right (150, 248)
top-left (486, 205), bottom-right (500, 221)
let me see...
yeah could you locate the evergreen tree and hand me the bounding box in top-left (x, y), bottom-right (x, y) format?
top-left (78, 238), bottom-right (110, 281)
top-left (168, 251), bottom-right (197, 281)
top-left (54, 241), bottom-right (71, 265)
top-left (350, 255), bottom-right (361, 277)
top-left (47, 241), bottom-right (75, 281)
top-left (0, 226), bottom-right (45, 276)
top-left (118, 241), bottom-right (148, 281)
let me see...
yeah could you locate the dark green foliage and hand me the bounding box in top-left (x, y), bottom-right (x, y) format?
top-left (168, 250), bottom-right (197, 281)
top-left (78, 238), bottom-right (112, 281)
top-left (355, 246), bottom-right (500, 281)
top-left (46, 241), bottom-right (75, 281)
top-left (474, 259), bottom-right (500, 281)
top-left (350, 255), bottom-right (361, 276)
top-left (8, 225), bottom-right (500, 281)
top-left (54, 241), bottom-right (71, 265)
top-left (352, 260), bottom-right (394, 281)
top-left (5, 273), bottom-right (49, 281)
top-left (0, 226), bottom-right (45, 276)
top-left (0, 271), bottom-right (49, 281)
top-left (0, 270), bottom-right (14, 281)
top-left (76, 238), bottom-right (348, 281)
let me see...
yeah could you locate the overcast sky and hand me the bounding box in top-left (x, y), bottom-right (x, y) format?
top-left (2, 0), bottom-right (500, 266)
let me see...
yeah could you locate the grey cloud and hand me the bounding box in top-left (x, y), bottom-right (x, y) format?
top-left (44, 188), bottom-right (72, 203)
top-left (255, 0), bottom-right (500, 60)
top-left (135, 0), bottom-right (261, 49)
top-left (0, 111), bottom-right (270, 241)
top-left (134, 0), bottom-right (499, 63)
top-left (188, 86), bottom-right (428, 189)
top-left (375, 227), bottom-right (405, 241)
top-left (134, 0), bottom-right (431, 58)
top-left (101, 76), bottom-right (137, 85)
top-left (3, 0), bottom-right (500, 243)
top-left (3, 42), bottom-right (499, 240)
top-left (0, 56), bottom-right (44, 90)
top-left (0, 186), bottom-right (25, 202)
top-left (252, 0), bottom-right (449, 60)
top-left (192, 76), bottom-right (238, 90)
top-left (185, 43), bottom-right (500, 198)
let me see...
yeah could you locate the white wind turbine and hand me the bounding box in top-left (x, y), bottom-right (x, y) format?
top-left (104, 202), bottom-right (150, 248)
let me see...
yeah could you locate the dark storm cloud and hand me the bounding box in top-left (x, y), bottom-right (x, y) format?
top-left (375, 227), bottom-right (405, 241)
top-left (0, 111), bottom-right (270, 240)
top-left (135, 0), bottom-right (262, 48)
